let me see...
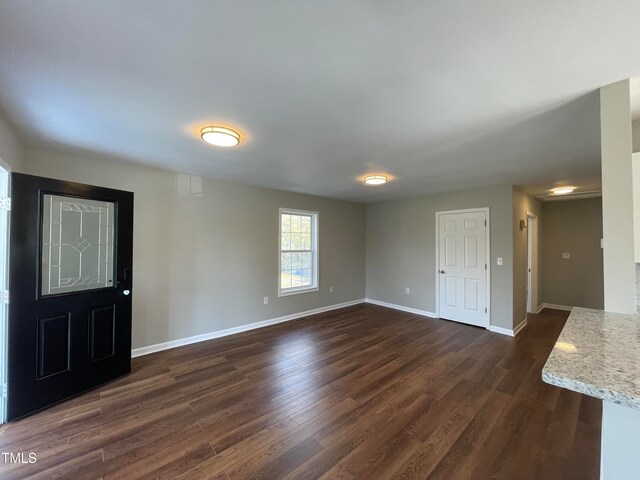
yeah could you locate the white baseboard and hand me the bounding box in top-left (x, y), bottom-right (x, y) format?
top-left (366, 298), bottom-right (526, 338)
top-left (514, 318), bottom-right (527, 336)
top-left (537, 303), bottom-right (573, 312)
top-left (488, 325), bottom-right (514, 336)
top-left (133, 297), bottom-right (531, 358)
top-left (488, 318), bottom-right (527, 337)
top-left (131, 298), bottom-right (365, 358)
top-left (364, 298), bottom-right (437, 318)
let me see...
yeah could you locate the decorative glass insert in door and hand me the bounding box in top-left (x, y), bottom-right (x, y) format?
top-left (41, 195), bottom-right (115, 295)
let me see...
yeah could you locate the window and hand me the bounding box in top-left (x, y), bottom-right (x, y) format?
top-left (41, 195), bottom-right (115, 296)
top-left (279, 208), bottom-right (318, 296)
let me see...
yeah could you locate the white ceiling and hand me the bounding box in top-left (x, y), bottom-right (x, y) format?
top-left (0, 1), bottom-right (638, 203)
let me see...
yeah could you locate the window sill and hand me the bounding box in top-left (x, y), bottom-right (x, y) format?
top-left (278, 286), bottom-right (319, 297)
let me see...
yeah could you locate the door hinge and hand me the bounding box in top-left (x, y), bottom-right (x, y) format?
top-left (484, 220), bottom-right (487, 226)
top-left (0, 197), bottom-right (10, 210)
top-left (1, 383), bottom-right (6, 399)
top-left (485, 307), bottom-right (488, 313)
top-left (0, 291), bottom-right (8, 304)
top-left (485, 264), bottom-right (487, 270)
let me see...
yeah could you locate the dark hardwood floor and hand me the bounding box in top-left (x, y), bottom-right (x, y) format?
top-left (0, 304), bottom-right (600, 479)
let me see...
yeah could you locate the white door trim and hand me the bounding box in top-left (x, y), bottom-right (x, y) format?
top-left (526, 211), bottom-right (539, 314)
top-left (0, 161), bottom-right (9, 424)
top-left (435, 207), bottom-right (491, 328)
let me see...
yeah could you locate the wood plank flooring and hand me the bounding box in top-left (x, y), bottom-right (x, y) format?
top-left (0, 304), bottom-right (601, 479)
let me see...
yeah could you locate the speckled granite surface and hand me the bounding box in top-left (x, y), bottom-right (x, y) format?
top-left (542, 307), bottom-right (640, 410)
top-left (636, 263), bottom-right (640, 314)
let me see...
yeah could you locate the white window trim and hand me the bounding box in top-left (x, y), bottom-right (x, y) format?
top-left (278, 208), bottom-right (319, 297)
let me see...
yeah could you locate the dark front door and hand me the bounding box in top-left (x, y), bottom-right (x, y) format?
top-left (7, 173), bottom-right (134, 420)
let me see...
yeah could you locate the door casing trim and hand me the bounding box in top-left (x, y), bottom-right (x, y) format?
top-left (0, 161), bottom-right (8, 424)
top-left (435, 207), bottom-right (491, 329)
top-left (526, 211), bottom-right (539, 314)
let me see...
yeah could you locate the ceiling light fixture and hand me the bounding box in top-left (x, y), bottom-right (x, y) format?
top-left (363, 175), bottom-right (388, 185)
top-left (551, 186), bottom-right (575, 195)
top-left (200, 126), bottom-right (240, 147)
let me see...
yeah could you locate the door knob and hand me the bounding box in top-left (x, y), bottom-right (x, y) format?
top-left (439, 270), bottom-right (446, 274)
top-left (123, 289), bottom-right (130, 296)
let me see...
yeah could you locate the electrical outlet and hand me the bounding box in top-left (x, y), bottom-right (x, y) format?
top-left (497, 258), bottom-right (503, 266)
top-left (263, 296), bottom-right (269, 305)
top-left (406, 287), bottom-right (410, 294)
top-left (329, 286), bottom-right (334, 293)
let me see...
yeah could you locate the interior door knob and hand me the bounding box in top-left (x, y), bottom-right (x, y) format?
top-left (123, 289), bottom-right (130, 296)
top-left (439, 270), bottom-right (446, 274)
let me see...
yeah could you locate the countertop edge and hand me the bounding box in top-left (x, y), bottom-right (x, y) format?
top-left (542, 367), bottom-right (640, 411)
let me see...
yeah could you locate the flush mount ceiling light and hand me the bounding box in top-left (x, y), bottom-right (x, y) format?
top-left (200, 126), bottom-right (240, 147)
top-left (363, 175), bottom-right (388, 185)
top-left (551, 186), bottom-right (575, 195)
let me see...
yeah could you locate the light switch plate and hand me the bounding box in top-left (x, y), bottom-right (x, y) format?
top-left (562, 252), bottom-right (571, 259)
top-left (497, 258), bottom-right (503, 266)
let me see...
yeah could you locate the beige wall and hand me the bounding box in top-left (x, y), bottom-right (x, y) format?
top-left (541, 197), bottom-right (604, 309)
top-left (26, 149), bottom-right (366, 349)
top-left (633, 152), bottom-right (640, 263)
top-left (600, 80), bottom-right (636, 313)
top-left (365, 185), bottom-right (515, 330)
top-left (25, 145), bottom-right (600, 342)
top-left (0, 111), bottom-right (24, 172)
top-left (512, 187), bottom-right (543, 322)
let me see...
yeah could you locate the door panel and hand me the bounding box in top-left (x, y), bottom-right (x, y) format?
top-left (7, 173), bottom-right (133, 420)
top-left (464, 218), bottom-right (478, 230)
top-left (464, 278), bottom-right (479, 311)
top-left (438, 210), bottom-right (488, 327)
top-left (464, 236), bottom-right (478, 267)
top-left (37, 313), bottom-right (71, 378)
top-left (445, 236), bottom-right (457, 266)
top-left (89, 305), bottom-right (116, 362)
top-left (445, 277), bottom-right (457, 307)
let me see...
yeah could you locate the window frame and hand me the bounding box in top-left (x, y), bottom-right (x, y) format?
top-left (278, 208), bottom-right (319, 297)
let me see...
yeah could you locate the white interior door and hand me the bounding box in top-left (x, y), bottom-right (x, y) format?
top-left (438, 210), bottom-right (488, 327)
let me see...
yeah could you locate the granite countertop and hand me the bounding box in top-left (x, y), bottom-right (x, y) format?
top-left (542, 307), bottom-right (640, 410)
